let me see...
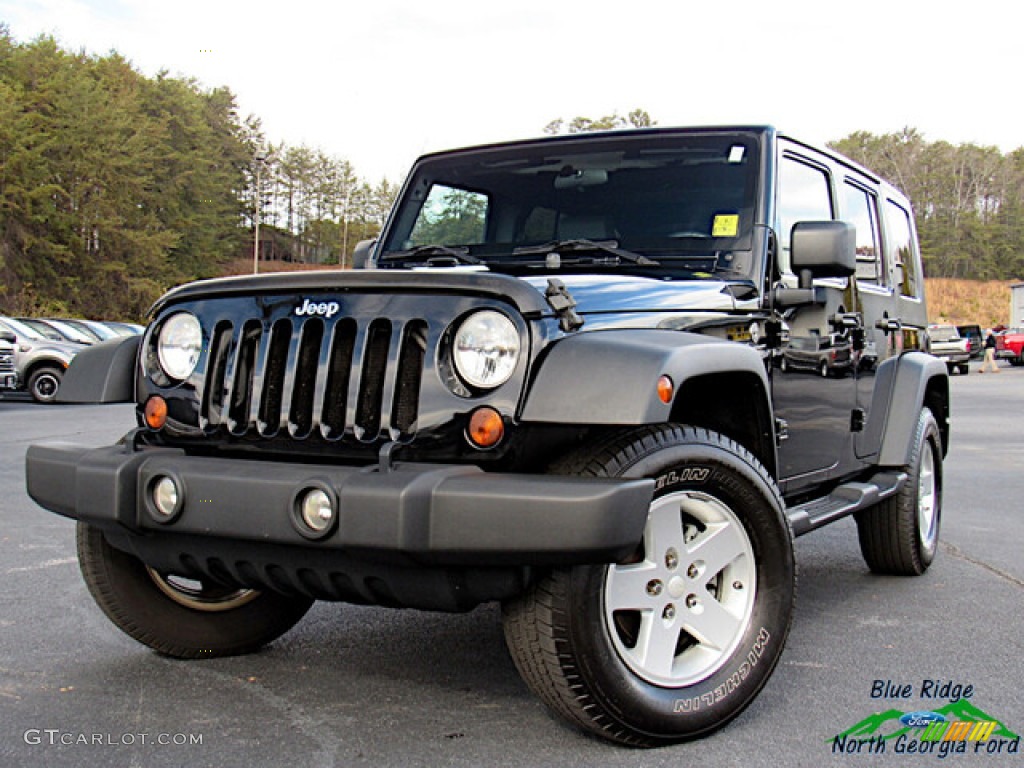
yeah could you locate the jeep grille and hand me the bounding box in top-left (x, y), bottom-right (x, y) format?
top-left (199, 314), bottom-right (428, 442)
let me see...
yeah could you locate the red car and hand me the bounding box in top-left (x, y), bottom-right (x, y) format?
top-left (995, 328), bottom-right (1024, 365)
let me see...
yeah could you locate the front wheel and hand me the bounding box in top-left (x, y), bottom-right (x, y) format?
top-left (77, 523), bottom-right (313, 658)
top-left (502, 426), bottom-right (795, 746)
top-left (28, 365), bottom-right (63, 403)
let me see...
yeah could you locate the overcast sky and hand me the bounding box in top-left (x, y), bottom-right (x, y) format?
top-left (3, 0), bottom-right (1021, 182)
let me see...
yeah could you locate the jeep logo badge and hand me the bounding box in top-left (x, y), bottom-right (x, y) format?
top-left (295, 298), bottom-right (340, 318)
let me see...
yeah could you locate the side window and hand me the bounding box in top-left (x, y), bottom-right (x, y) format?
top-left (407, 184), bottom-right (488, 247)
top-left (842, 181), bottom-right (884, 285)
top-left (778, 156), bottom-right (834, 271)
top-left (886, 200), bottom-right (921, 298)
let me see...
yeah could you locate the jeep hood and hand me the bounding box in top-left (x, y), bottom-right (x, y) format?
top-left (149, 270), bottom-right (751, 321)
top-left (522, 274), bottom-right (747, 314)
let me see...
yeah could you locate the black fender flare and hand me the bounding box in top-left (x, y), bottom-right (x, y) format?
top-left (521, 328), bottom-right (772, 425)
top-left (877, 351), bottom-right (950, 467)
top-left (56, 335), bottom-right (141, 403)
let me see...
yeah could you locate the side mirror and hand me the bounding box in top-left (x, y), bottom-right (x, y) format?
top-left (0, 330), bottom-right (15, 344)
top-left (791, 221), bottom-right (856, 289)
top-left (352, 239), bottom-right (377, 269)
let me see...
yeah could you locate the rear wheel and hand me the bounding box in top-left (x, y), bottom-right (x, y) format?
top-left (77, 523), bottom-right (313, 658)
top-left (502, 426), bottom-right (795, 746)
top-left (856, 408), bottom-right (942, 575)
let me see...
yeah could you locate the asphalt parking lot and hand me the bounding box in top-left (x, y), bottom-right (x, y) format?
top-left (1, 365), bottom-right (1022, 767)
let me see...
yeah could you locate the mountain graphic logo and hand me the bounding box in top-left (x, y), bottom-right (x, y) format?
top-left (832, 700), bottom-right (1020, 742)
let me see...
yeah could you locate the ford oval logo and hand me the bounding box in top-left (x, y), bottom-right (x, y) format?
top-left (899, 711), bottom-right (946, 728)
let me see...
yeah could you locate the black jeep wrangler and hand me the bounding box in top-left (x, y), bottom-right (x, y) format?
top-left (26, 126), bottom-right (949, 746)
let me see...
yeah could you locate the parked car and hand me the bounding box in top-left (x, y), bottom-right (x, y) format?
top-left (0, 317), bottom-right (85, 402)
top-left (995, 327), bottom-right (1024, 365)
top-left (779, 333), bottom-right (853, 377)
top-left (956, 324), bottom-right (983, 360)
top-left (53, 318), bottom-right (120, 342)
top-left (13, 317), bottom-right (65, 342)
top-left (928, 324), bottom-right (970, 374)
top-left (16, 317), bottom-right (95, 345)
top-left (101, 320), bottom-right (146, 336)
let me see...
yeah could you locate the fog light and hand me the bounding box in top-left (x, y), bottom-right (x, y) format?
top-left (299, 488), bottom-right (335, 534)
top-left (152, 475), bottom-right (180, 519)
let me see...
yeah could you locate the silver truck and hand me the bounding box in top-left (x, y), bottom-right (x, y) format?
top-left (0, 317), bottom-right (85, 402)
top-left (927, 324), bottom-right (970, 375)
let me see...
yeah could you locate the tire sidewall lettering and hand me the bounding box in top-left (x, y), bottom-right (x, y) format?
top-left (653, 466), bottom-right (712, 492)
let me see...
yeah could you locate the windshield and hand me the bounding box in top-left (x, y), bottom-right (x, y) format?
top-left (1, 317), bottom-right (45, 341)
top-left (17, 318), bottom-right (87, 343)
top-left (380, 131), bottom-right (760, 278)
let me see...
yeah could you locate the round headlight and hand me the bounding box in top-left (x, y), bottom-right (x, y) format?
top-left (157, 313), bottom-right (202, 381)
top-left (453, 310), bottom-right (520, 390)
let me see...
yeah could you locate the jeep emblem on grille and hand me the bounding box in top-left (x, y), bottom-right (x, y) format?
top-left (295, 298), bottom-right (340, 318)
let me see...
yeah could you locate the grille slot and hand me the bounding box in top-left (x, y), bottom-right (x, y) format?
top-left (354, 319), bottom-right (392, 440)
top-left (227, 321), bottom-right (262, 432)
top-left (289, 319), bottom-right (324, 438)
top-left (393, 320), bottom-right (428, 436)
top-left (199, 313), bottom-right (427, 443)
top-left (321, 318), bottom-right (357, 439)
top-left (201, 321), bottom-right (234, 426)
top-left (258, 319), bottom-right (293, 435)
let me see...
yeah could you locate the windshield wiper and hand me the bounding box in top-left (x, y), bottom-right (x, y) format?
top-left (512, 239), bottom-right (659, 266)
top-left (380, 245), bottom-right (482, 266)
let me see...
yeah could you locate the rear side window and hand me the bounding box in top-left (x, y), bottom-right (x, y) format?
top-left (843, 181), bottom-right (884, 286)
top-left (886, 200), bottom-right (921, 298)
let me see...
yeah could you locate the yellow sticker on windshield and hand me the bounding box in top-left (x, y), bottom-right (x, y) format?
top-left (712, 214), bottom-right (739, 237)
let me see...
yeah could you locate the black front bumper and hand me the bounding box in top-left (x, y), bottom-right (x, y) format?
top-left (26, 443), bottom-right (653, 608)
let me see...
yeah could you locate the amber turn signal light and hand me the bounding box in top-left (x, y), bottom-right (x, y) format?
top-left (144, 396), bottom-right (168, 429)
top-left (467, 407), bottom-right (505, 449)
top-left (657, 375), bottom-right (674, 404)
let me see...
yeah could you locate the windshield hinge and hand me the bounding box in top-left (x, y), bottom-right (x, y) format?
top-left (544, 278), bottom-right (584, 332)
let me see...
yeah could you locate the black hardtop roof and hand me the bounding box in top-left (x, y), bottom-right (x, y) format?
top-left (412, 125), bottom-right (778, 165)
top-left (411, 125), bottom-right (893, 193)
